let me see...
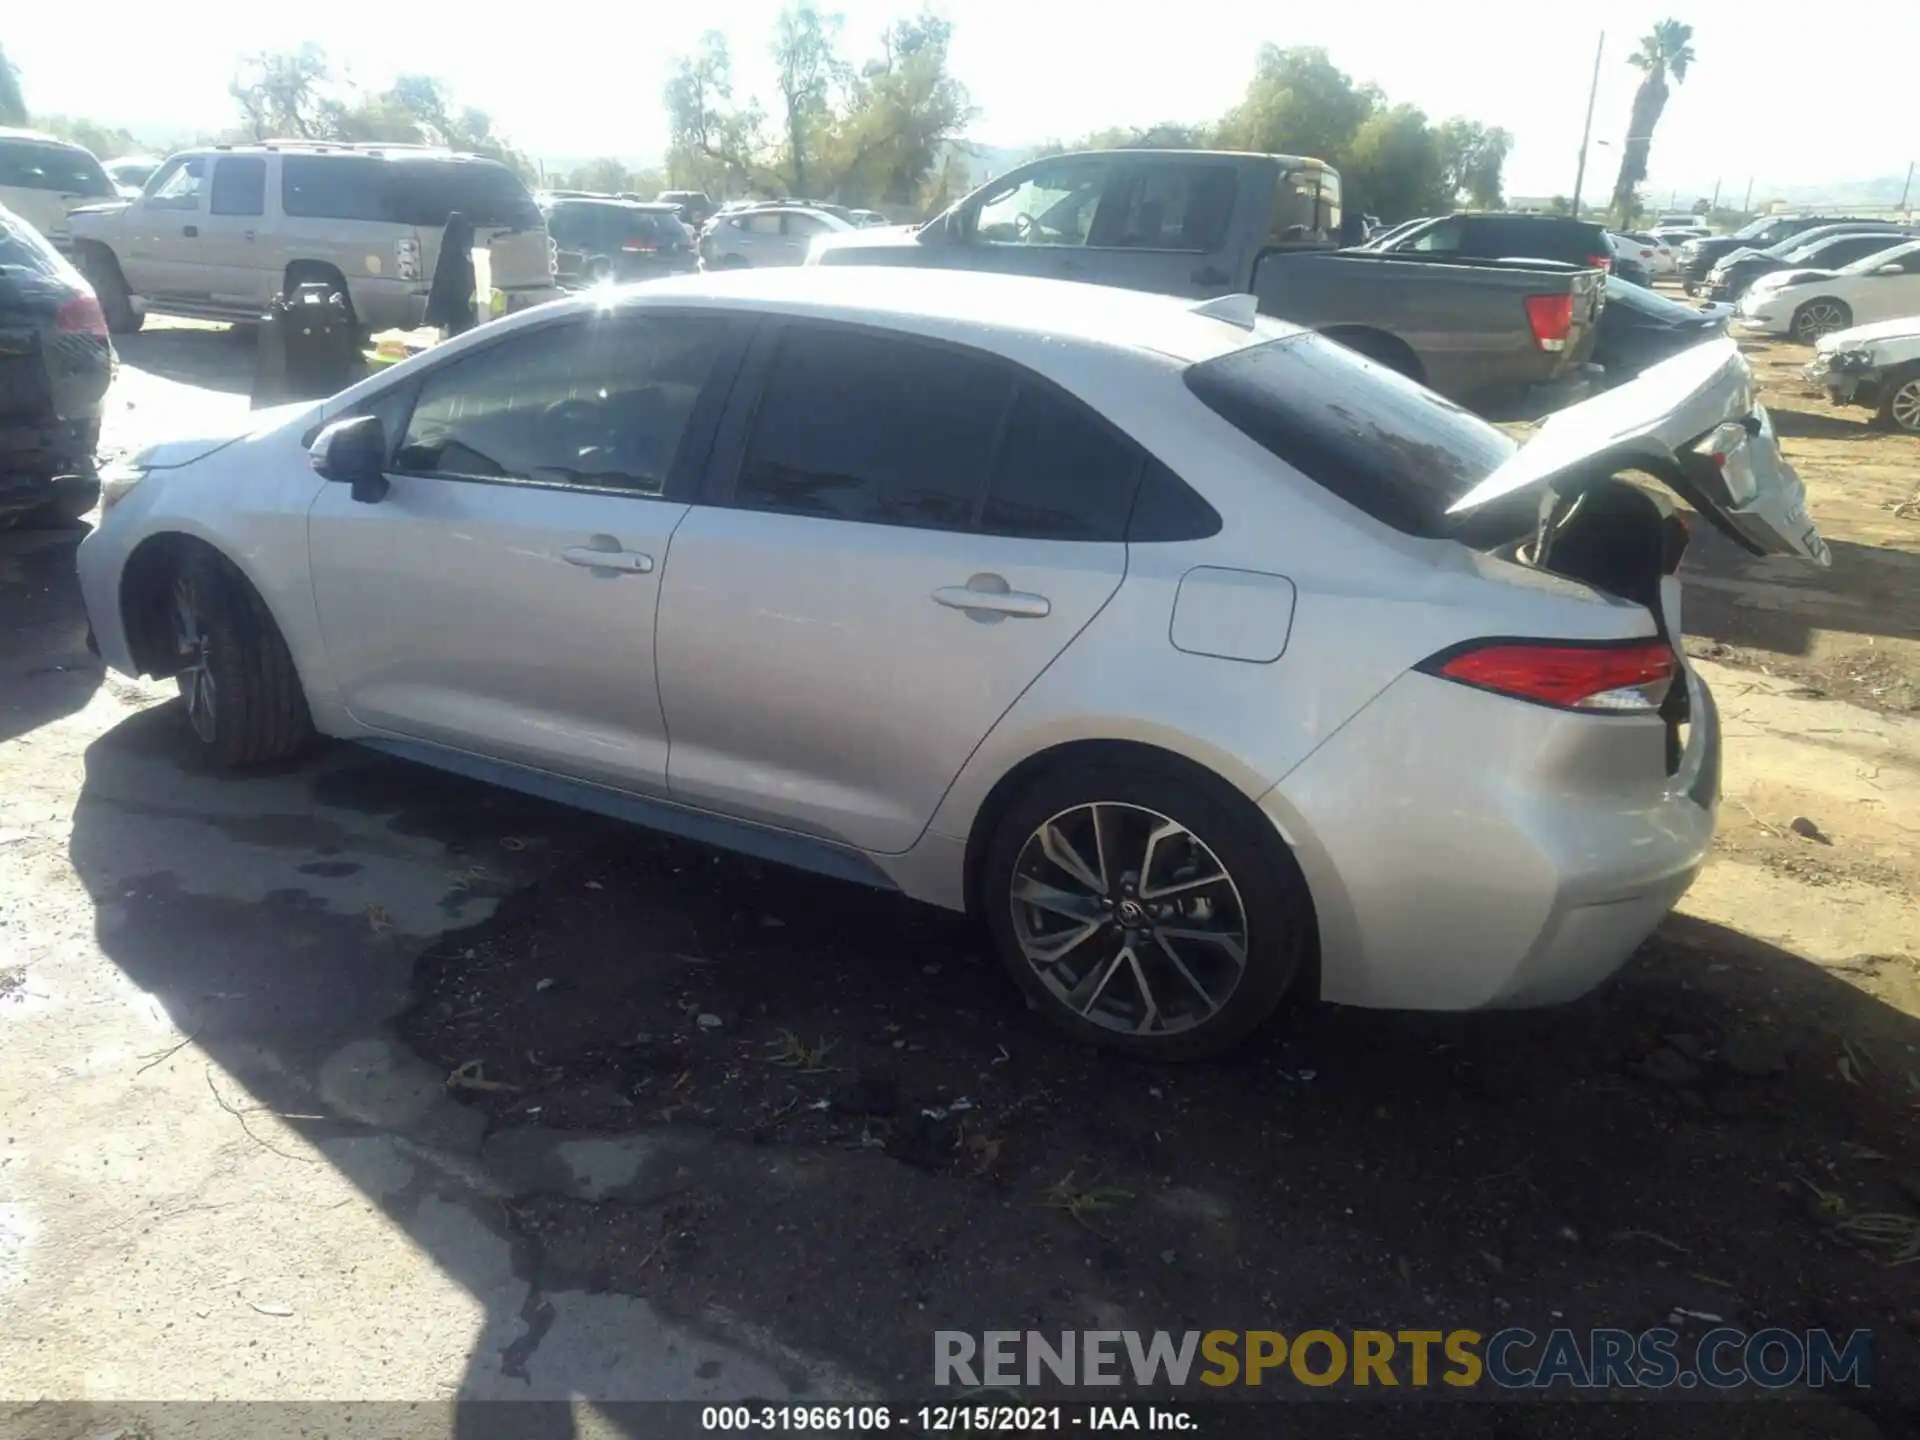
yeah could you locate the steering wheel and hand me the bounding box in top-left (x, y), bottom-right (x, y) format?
top-left (1013, 212), bottom-right (1039, 242)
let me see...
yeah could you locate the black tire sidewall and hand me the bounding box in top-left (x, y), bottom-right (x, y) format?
top-left (981, 759), bottom-right (1313, 1061)
top-left (176, 553), bottom-right (313, 767)
top-left (1875, 364), bottom-right (1920, 432)
top-left (83, 250), bottom-right (140, 334)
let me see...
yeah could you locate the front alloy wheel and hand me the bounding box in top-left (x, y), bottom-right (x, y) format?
top-left (1010, 802), bottom-right (1250, 1038)
top-left (1884, 375), bottom-right (1920, 434)
top-left (172, 573), bottom-right (218, 744)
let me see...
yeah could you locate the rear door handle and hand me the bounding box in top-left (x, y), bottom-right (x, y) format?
top-left (562, 546), bottom-right (653, 574)
top-left (932, 580), bottom-right (1050, 619)
top-left (182, 225), bottom-right (198, 238)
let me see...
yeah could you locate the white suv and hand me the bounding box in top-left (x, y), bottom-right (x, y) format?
top-left (66, 143), bottom-right (558, 335)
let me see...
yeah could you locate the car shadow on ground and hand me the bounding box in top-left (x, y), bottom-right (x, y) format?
top-left (1680, 528), bottom-right (1920, 670)
top-left (0, 527), bottom-right (103, 746)
top-left (63, 697), bottom-right (1920, 1433)
top-left (114, 324), bottom-right (256, 395)
top-left (1768, 409), bottom-right (1886, 443)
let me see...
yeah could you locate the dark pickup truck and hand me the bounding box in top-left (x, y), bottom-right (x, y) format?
top-left (808, 149), bottom-right (1604, 415)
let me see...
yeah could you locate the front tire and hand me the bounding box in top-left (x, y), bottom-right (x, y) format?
top-left (1875, 364), bottom-right (1920, 434)
top-left (981, 758), bottom-right (1314, 1060)
top-left (78, 247), bottom-right (142, 335)
top-left (1791, 298), bottom-right (1852, 344)
top-left (168, 553), bottom-right (316, 767)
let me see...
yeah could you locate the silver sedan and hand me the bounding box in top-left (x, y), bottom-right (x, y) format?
top-left (77, 269), bottom-right (1826, 1058)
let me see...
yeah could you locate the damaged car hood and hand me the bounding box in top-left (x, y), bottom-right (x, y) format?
top-left (1449, 339), bottom-right (1829, 566)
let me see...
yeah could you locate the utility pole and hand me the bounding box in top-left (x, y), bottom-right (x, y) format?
top-left (1710, 177), bottom-right (1721, 211)
top-left (1743, 176), bottom-right (1754, 212)
top-left (1901, 161), bottom-right (1915, 215)
top-left (1570, 30), bottom-right (1605, 218)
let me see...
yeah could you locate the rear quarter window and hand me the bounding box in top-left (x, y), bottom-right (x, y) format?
top-left (1183, 334), bottom-right (1517, 540)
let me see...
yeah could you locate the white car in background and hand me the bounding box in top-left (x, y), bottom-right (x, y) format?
top-left (1735, 238), bottom-right (1920, 342)
top-left (1609, 231), bottom-right (1677, 278)
top-left (1803, 316), bottom-right (1920, 432)
top-left (0, 128), bottom-right (119, 247)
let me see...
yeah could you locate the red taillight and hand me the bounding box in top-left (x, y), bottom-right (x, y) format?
top-left (56, 295), bottom-right (108, 337)
top-left (1427, 640), bottom-right (1676, 713)
top-left (1586, 252), bottom-right (1612, 269)
top-left (1524, 292), bottom-right (1576, 352)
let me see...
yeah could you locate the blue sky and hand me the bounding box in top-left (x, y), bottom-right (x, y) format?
top-left (7, 0), bottom-right (1914, 200)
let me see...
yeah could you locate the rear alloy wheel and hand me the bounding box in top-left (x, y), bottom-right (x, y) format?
top-left (983, 762), bottom-right (1312, 1060)
top-left (80, 249), bottom-right (142, 335)
top-left (1791, 298), bottom-right (1852, 344)
top-left (1875, 366), bottom-right (1920, 434)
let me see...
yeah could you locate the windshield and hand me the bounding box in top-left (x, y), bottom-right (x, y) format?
top-left (1839, 240), bottom-right (1920, 275)
top-left (1733, 217), bottom-right (1789, 241)
top-left (1184, 331), bottom-right (1516, 540)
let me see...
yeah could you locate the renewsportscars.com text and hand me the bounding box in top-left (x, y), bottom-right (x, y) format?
top-left (934, 1327), bottom-right (1873, 1391)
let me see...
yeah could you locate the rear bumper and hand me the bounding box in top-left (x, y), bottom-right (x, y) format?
top-left (1265, 667), bottom-right (1719, 1011)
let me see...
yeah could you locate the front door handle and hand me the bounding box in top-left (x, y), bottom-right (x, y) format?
top-left (182, 225), bottom-right (198, 238)
top-left (932, 576), bottom-right (1050, 619)
top-left (562, 546), bottom-right (653, 574)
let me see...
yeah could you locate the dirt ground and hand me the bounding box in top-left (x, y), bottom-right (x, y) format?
top-left (393, 332), bottom-right (1920, 1428)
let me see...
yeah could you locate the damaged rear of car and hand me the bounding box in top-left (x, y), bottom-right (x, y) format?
top-left (1210, 334), bottom-right (1827, 1011)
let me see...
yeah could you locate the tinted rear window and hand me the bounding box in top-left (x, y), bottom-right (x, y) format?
top-left (0, 140), bottom-right (115, 197)
top-left (1183, 335), bottom-right (1515, 539)
top-left (282, 155), bottom-right (540, 227)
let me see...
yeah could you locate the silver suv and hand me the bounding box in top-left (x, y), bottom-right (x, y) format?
top-left (66, 142), bottom-right (557, 335)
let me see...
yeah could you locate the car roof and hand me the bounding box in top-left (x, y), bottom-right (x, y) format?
top-left (575, 267), bottom-right (1301, 366)
top-left (0, 127), bottom-right (90, 150)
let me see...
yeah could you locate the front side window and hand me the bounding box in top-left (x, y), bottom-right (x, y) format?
top-left (972, 159), bottom-right (1111, 247)
top-left (145, 157), bottom-right (206, 211)
top-left (784, 212), bottom-right (827, 237)
top-left (1409, 218), bottom-right (1464, 253)
top-left (394, 314), bottom-right (735, 494)
top-left (741, 212), bottom-right (781, 235)
top-left (737, 326), bottom-right (1010, 529)
top-left (210, 157), bottom-right (266, 217)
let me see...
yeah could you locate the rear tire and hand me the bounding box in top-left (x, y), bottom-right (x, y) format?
top-left (78, 247), bottom-right (142, 335)
top-left (167, 552), bottom-right (316, 768)
top-left (1874, 364), bottom-right (1920, 434)
top-left (1791, 298), bottom-right (1852, 344)
top-left (980, 757), bottom-right (1314, 1061)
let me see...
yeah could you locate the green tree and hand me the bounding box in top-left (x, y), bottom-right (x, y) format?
top-left (1214, 46), bottom-right (1378, 166)
top-left (32, 115), bottom-right (148, 160)
top-left (664, 32), bottom-right (770, 195)
top-left (1608, 20), bottom-right (1695, 224)
top-left (1435, 118), bottom-right (1512, 209)
top-left (821, 10), bottom-right (974, 206)
top-left (771, 2), bottom-right (849, 195)
top-left (1343, 105), bottom-right (1446, 221)
top-left (229, 43), bottom-right (331, 139)
top-left (0, 43), bottom-right (26, 127)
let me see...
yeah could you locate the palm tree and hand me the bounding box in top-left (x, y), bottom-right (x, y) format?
top-left (0, 44), bottom-right (27, 127)
top-left (1608, 21), bottom-right (1695, 225)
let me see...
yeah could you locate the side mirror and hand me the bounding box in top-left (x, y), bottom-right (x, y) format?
top-left (310, 414), bottom-right (389, 505)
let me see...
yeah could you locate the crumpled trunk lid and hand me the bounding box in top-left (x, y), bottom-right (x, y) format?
top-left (1449, 338), bottom-right (1830, 566)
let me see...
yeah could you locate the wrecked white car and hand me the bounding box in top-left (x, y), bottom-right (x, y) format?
top-left (1802, 316), bottom-right (1920, 433)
